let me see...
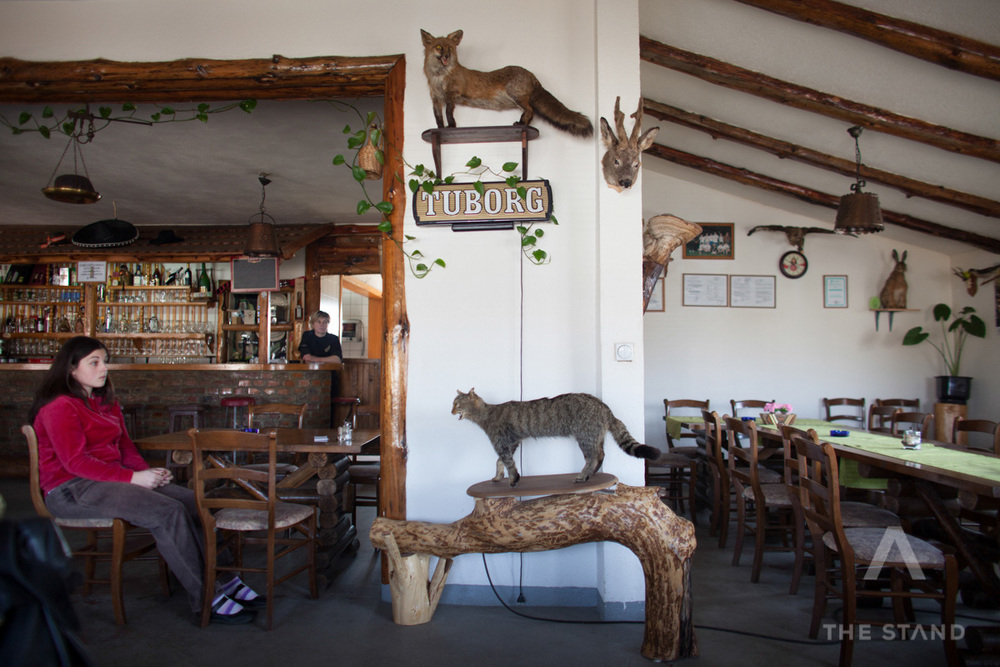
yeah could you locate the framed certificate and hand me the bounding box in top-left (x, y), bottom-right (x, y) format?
top-left (682, 274), bottom-right (728, 307)
top-left (730, 275), bottom-right (776, 308)
top-left (824, 275), bottom-right (848, 308)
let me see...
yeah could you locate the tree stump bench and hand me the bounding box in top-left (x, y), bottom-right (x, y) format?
top-left (369, 478), bottom-right (698, 662)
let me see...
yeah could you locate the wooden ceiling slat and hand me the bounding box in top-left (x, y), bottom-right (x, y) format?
top-left (643, 98), bottom-right (1000, 220)
top-left (639, 36), bottom-right (1000, 164)
top-left (734, 0), bottom-right (1000, 83)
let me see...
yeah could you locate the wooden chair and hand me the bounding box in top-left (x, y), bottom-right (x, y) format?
top-left (663, 399), bottom-right (709, 456)
top-left (645, 447), bottom-right (699, 525)
top-left (823, 397), bottom-right (866, 429)
top-left (724, 416), bottom-right (794, 583)
top-left (779, 424), bottom-right (900, 597)
top-left (952, 418), bottom-right (1000, 455)
top-left (730, 399), bottom-right (774, 419)
top-left (247, 402), bottom-right (307, 429)
top-left (188, 428), bottom-right (318, 630)
top-left (701, 410), bottom-right (731, 546)
top-left (867, 405), bottom-right (899, 434)
top-left (876, 398), bottom-right (920, 411)
top-left (331, 396), bottom-right (361, 428)
top-left (23, 424), bottom-right (168, 626)
top-left (246, 402), bottom-right (307, 471)
top-left (791, 434), bottom-right (959, 666)
top-left (891, 411), bottom-right (934, 439)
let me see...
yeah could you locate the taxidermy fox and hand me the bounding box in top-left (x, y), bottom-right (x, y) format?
top-left (421, 29), bottom-right (593, 138)
top-left (452, 389), bottom-right (659, 486)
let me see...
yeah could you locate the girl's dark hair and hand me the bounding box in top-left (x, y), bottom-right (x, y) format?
top-left (28, 336), bottom-right (115, 423)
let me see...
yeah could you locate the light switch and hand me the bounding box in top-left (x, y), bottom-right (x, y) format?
top-left (615, 342), bottom-right (633, 362)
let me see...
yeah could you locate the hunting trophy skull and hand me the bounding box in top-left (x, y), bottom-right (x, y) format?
top-left (600, 97), bottom-right (659, 192)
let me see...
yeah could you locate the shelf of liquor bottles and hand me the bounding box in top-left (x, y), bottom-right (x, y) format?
top-left (1, 261), bottom-right (218, 364)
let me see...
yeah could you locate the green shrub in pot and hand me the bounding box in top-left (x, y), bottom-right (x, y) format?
top-left (902, 303), bottom-right (986, 376)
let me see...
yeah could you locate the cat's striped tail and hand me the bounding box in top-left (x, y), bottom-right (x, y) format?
top-left (609, 418), bottom-right (659, 460)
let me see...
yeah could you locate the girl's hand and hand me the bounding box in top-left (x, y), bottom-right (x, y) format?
top-left (131, 468), bottom-right (172, 489)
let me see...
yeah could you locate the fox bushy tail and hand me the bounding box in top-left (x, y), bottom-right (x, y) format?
top-left (530, 88), bottom-right (594, 138)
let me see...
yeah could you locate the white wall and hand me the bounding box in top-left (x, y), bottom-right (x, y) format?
top-left (641, 164), bottom-right (1000, 450)
top-left (0, 0), bottom-right (650, 611)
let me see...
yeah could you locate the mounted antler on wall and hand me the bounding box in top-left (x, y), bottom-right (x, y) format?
top-left (643, 215), bottom-right (702, 312)
top-left (601, 97), bottom-right (659, 192)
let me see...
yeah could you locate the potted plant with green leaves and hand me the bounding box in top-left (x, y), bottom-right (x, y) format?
top-left (902, 303), bottom-right (986, 404)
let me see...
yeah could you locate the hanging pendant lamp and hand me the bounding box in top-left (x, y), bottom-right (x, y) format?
top-left (244, 173), bottom-right (280, 257)
top-left (41, 131), bottom-right (101, 204)
top-left (835, 126), bottom-right (884, 235)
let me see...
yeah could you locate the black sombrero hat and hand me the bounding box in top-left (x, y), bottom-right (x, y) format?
top-left (71, 218), bottom-right (139, 248)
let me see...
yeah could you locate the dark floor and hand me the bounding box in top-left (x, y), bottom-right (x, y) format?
top-left (2, 478), bottom-right (997, 666)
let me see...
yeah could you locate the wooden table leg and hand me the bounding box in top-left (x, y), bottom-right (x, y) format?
top-left (914, 480), bottom-right (1000, 600)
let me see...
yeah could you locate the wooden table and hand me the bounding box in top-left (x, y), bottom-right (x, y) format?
top-left (136, 427), bottom-right (380, 557)
top-left (757, 419), bottom-right (1000, 598)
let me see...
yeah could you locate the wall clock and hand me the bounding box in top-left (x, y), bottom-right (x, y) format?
top-left (779, 250), bottom-right (808, 279)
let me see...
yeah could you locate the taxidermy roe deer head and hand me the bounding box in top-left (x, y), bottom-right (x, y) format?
top-left (600, 97), bottom-right (659, 192)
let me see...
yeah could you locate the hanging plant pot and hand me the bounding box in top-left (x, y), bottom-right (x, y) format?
top-left (935, 376), bottom-right (972, 405)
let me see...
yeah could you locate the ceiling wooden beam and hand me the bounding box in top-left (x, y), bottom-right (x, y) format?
top-left (639, 36), bottom-right (1000, 164)
top-left (733, 0), bottom-right (1000, 83)
top-left (644, 142), bottom-right (1000, 254)
top-left (643, 98), bottom-right (1000, 219)
top-left (0, 54), bottom-right (397, 103)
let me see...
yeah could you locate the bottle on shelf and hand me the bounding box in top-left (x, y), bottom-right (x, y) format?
top-left (183, 264), bottom-right (192, 286)
top-left (152, 264), bottom-right (162, 286)
top-left (197, 263), bottom-right (212, 297)
top-left (295, 293), bottom-right (303, 320)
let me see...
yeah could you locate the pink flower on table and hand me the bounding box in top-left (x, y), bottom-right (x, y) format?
top-left (764, 403), bottom-right (793, 414)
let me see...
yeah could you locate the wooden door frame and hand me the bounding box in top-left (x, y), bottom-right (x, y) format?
top-left (0, 54), bottom-right (409, 521)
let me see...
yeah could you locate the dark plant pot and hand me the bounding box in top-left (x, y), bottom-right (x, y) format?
top-left (935, 376), bottom-right (972, 405)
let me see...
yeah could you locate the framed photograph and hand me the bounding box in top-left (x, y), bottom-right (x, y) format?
top-left (646, 277), bottom-right (665, 312)
top-left (824, 275), bottom-right (848, 308)
top-left (682, 223), bottom-right (735, 260)
top-left (682, 273), bottom-right (729, 307)
top-left (730, 275), bottom-right (776, 308)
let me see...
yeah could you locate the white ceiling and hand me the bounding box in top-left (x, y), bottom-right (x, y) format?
top-left (638, 0), bottom-right (1000, 257)
top-left (0, 97), bottom-right (385, 232)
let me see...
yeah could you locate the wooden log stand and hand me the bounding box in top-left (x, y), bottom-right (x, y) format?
top-left (369, 478), bottom-right (698, 662)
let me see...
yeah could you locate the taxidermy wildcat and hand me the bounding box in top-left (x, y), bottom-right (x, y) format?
top-left (421, 29), bottom-right (593, 138)
top-left (452, 389), bottom-right (658, 486)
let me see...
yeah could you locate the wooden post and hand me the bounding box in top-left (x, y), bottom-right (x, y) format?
top-left (934, 402), bottom-right (967, 443)
top-left (370, 484), bottom-right (698, 662)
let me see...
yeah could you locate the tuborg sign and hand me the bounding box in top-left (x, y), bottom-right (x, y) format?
top-left (413, 180), bottom-right (552, 230)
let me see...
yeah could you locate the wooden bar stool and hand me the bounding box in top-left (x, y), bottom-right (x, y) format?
top-left (220, 395), bottom-right (256, 429)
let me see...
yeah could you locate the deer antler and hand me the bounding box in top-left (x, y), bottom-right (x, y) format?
top-left (629, 99), bottom-right (644, 146)
top-left (613, 96), bottom-right (626, 145)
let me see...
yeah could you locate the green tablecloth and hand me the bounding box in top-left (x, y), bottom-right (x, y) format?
top-left (664, 416), bottom-right (704, 441)
top-left (756, 419), bottom-right (887, 489)
top-left (758, 418), bottom-right (1000, 491)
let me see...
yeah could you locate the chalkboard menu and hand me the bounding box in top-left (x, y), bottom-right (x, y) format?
top-left (231, 257), bottom-right (280, 292)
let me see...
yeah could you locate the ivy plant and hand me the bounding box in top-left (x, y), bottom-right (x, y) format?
top-left (1, 100), bottom-right (258, 139)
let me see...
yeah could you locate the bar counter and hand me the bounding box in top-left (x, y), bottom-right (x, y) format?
top-left (0, 362), bottom-right (343, 476)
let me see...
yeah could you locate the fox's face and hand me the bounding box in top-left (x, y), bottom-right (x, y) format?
top-left (421, 29), bottom-right (463, 73)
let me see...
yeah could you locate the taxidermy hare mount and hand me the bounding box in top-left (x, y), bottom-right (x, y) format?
top-left (878, 249), bottom-right (908, 309)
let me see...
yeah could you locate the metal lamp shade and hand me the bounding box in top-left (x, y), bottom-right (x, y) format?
top-left (835, 191), bottom-right (885, 235)
top-left (42, 174), bottom-right (101, 204)
top-left (245, 219), bottom-right (280, 256)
